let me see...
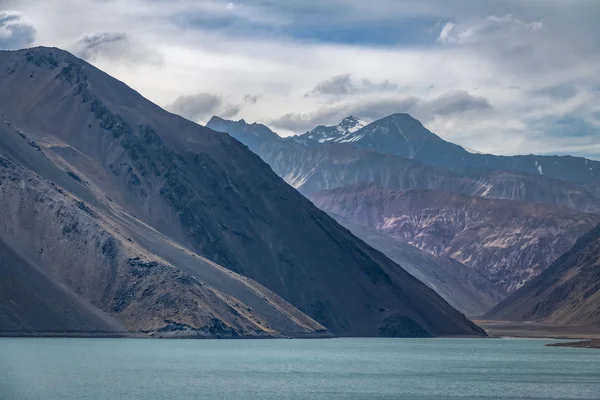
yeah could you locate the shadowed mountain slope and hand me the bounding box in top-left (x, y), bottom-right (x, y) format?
top-left (328, 214), bottom-right (506, 316)
top-left (0, 122), bottom-right (326, 337)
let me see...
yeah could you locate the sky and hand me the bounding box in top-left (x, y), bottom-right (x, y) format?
top-left (1, 0), bottom-right (599, 158)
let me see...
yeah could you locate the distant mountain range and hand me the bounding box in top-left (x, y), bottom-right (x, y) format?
top-left (0, 47), bottom-right (485, 338)
top-left (291, 113), bottom-right (600, 188)
top-left (208, 114), bottom-right (600, 319)
top-left (208, 116), bottom-right (600, 213)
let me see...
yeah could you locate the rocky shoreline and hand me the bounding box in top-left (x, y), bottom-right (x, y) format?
top-left (546, 339), bottom-right (600, 349)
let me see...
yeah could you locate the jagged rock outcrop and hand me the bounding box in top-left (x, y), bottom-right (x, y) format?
top-left (293, 116), bottom-right (367, 143)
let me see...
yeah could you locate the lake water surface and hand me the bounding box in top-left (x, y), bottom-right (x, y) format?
top-left (1, 337), bottom-right (599, 399)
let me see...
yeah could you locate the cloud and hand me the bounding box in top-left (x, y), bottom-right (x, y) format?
top-left (420, 90), bottom-right (491, 116)
top-left (0, 10), bottom-right (36, 50)
top-left (243, 93), bottom-right (260, 104)
top-left (270, 90), bottom-right (490, 132)
top-left (166, 93), bottom-right (241, 123)
top-left (307, 74), bottom-right (399, 97)
top-left (530, 84), bottom-right (578, 101)
top-left (10, 0), bottom-right (600, 158)
top-left (269, 97), bottom-right (420, 132)
top-left (437, 14), bottom-right (543, 45)
top-left (71, 32), bottom-right (164, 65)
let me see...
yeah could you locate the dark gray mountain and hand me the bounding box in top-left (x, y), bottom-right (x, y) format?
top-left (0, 119), bottom-right (325, 338)
top-left (207, 116), bottom-right (280, 149)
top-left (0, 47), bottom-right (485, 338)
top-left (486, 224), bottom-right (600, 327)
top-left (320, 113), bottom-right (600, 188)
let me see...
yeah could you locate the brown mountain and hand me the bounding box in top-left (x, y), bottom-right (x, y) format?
top-left (311, 183), bottom-right (600, 294)
top-left (0, 47), bottom-right (484, 337)
top-left (486, 224), bottom-right (600, 327)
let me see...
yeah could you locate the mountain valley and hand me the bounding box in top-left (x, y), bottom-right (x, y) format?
top-left (209, 115), bottom-right (600, 319)
top-left (0, 47), bottom-right (486, 338)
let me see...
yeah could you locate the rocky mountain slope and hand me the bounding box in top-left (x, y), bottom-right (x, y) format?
top-left (486, 224), bottom-right (600, 327)
top-left (311, 113), bottom-right (600, 189)
top-left (0, 121), bottom-right (326, 338)
top-left (207, 118), bottom-right (600, 213)
top-left (0, 47), bottom-right (485, 338)
top-left (328, 214), bottom-right (505, 316)
top-left (311, 184), bottom-right (600, 293)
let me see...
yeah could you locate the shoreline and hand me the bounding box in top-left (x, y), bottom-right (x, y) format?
top-left (0, 330), bottom-right (334, 340)
top-left (546, 339), bottom-right (600, 349)
top-left (474, 320), bottom-right (600, 341)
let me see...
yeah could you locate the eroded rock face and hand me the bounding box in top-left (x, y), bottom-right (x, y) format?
top-left (0, 150), bottom-right (311, 337)
top-left (311, 184), bottom-right (600, 294)
top-left (487, 224), bottom-right (600, 327)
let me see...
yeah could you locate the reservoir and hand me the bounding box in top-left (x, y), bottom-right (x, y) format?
top-left (1, 337), bottom-right (598, 399)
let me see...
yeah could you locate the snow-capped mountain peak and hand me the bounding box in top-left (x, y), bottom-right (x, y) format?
top-left (338, 116), bottom-right (366, 133)
top-left (297, 116), bottom-right (367, 143)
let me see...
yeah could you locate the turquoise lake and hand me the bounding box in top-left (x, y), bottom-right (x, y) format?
top-left (1, 337), bottom-right (599, 399)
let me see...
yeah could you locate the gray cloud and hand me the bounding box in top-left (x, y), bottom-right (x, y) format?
top-left (437, 13), bottom-right (600, 78)
top-left (71, 32), bottom-right (163, 65)
top-left (307, 74), bottom-right (399, 97)
top-left (420, 90), bottom-right (491, 116)
top-left (9, 0), bottom-right (599, 158)
top-left (166, 93), bottom-right (241, 122)
top-left (530, 84), bottom-right (578, 101)
top-left (0, 10), bottom-right (36, 50)
top-left (438, 15), bottom-right (543, 46)
top-left (270, 90), bottom-right (490, 132)
top-left (243, 93), bottom-right (260, 104)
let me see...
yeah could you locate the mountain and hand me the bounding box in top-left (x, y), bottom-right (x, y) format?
top-left (0, 120), bottom-right (326, 338)
top-left (207, 116), bottom-right (280, 150)
top-left (486, 224), bottom-right (600, 327)
top-left (311, 184), bottom-right (600, 293)
top-left (207, 118), bottom-right (600, 213)
top-left (326, 113), bottom-right (600, 188)
top-left (293, 116), bottom-right (367, 143)
top-left (0, 47), bottom-right (485, 338)
top-left (327, 214), bottom-right (505, 316)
